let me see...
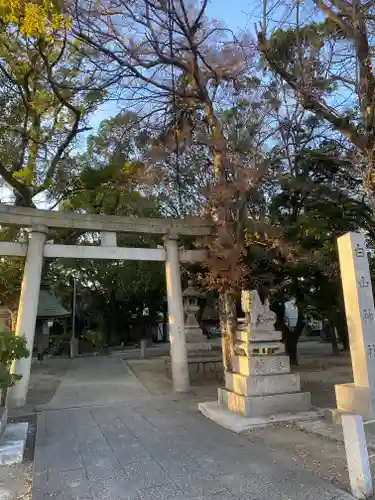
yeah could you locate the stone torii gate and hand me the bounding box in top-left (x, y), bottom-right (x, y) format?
top-left (0, 205), bottom-right (212, 407)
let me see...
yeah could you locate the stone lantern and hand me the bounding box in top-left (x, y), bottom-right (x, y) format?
top-left (183, 280), bottom-right (212, 353)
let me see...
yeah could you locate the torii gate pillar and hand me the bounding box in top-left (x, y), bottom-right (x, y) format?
top-left (164, 235), bottom-right (190, 392)
top-left (8, 226), bottom-right (48, 408)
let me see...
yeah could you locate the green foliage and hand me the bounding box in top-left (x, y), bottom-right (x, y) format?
top-left (57, 112), bottom-right (155, 217)
top-left (0, 330), bottom-right (29, 391)
top-left (85, 330), bottom-right (107, 351)
top-left (49, 331), bottom-right (72, 356)
top-left (0, 10), bottom-right (108, 205)
top-left (0, 258), bottom-right (24, 307)
top-left (0, 0), bottom-right (70, 38)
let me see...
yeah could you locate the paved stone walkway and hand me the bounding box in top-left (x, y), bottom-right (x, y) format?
top-left (32, 355), bottom-right (354, 500)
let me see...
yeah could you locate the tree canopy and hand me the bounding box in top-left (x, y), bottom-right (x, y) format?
top-left (0, 0), bottom-right (374, 362)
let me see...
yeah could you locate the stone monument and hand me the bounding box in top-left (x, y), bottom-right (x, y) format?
top-left (183, 280), bottom-right (212, 353)
top-left (328, 232), bottom-right (375, 422)
top-left (217, 290), bottom-right (311, 417)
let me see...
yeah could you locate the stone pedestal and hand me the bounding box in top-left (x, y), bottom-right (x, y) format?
top-left (183, 280), bottom-right (212, 354)
top-left (216, 290), bottom-right (311, 418)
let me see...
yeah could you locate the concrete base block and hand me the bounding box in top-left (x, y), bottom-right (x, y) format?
top-left (324, 407), bottom-right (354, 425)
top-left (218, 388), bottom-right (311, 417)
top-left (225, 372), bottom-right (301, 396)
top-left (0, 422), bottom-right (28, 465)
top-left (198, 401), bottom-right (322, 434)
top-left (232, 354), bottom-right (290, 377)
top-left (335, 383), bottom-right (375, 420)
top-left (236, 330), bottom-right (282, 342)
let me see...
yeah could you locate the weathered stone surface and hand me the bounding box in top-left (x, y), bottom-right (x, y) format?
top-left (199, 401), bottom-right (322, 434)
top-left (236, 341), bottom-right (285, 356)
top-left (335, 232), bottom-right (375, 420)
top-left (225, 372), bottom-right (301, 396)
top-left (0, 422), bottom-right (28, 465)
top-left (236, 329), bottom-right (282, 343)
top-left (218, 388), bottom-right (311, 417)
top-left (0, 204), bottom-right (213, 236)
top-left (240, 290), bottom-right (277, 332)
top-left (232, 355), bottom-right (290, 376)
top-left (335, 383), bottom-right (375, 419)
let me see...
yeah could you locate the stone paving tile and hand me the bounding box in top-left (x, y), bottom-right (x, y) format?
top-left (47, 467), bottom-right (87, 486)
top-left (32, 357), bottom-right (353, 500)
top-left (83, 456), bottom-right (127, 481)
top-left (35, 479), bottom-right (93, 500)
top-left (89, 478), bottom-right (140, 500)
top-left (156, 456), bottom-right (205, 479)
top-left (120, 458), bottom-right (173, 488)
top-left (37, 452), bottom-right (84, 472)
top-left (99, 423), bottom-right (135, 437)
top-left (196, 453), bottom-right (259, 476)
top-left (138, 483), bottom-right (186, 500)
top-left (195, 492), bottom-right (238, 500)
top-left (218, 473), bottom-right (286, 500)
top-left (274, 478), bottom-right (341, 500)
top-left (173, 473), bottom-right (231, 498)
top-left (143, 441), bottom-right (193, 463)
top-left (78, 439), bottom-right (113, 456)
top-left (114, 442), bottom-right (153, 465)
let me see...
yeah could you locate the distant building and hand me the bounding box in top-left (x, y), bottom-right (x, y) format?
top-left (0, 289), bottom-right (69, 355)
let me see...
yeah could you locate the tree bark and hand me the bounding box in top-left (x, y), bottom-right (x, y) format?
top-left (334, 310), bottom-right (349, 350)
top-left (284, 334), bottom-right (298, 366)
top-left (273, 302), bottom-right (305, 366)
top-left (219, 291), bottom-right (236, 373)
top-left (329, 320), bottom-right (340, 355)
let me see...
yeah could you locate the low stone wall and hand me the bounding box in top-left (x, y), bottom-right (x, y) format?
top-left (164, 355), bottom-right (223, 383)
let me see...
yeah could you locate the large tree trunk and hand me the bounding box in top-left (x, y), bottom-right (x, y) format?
top-left (284, 333), bottom-right (298, 366)
top-left (284, 313), bottom-right (305, 366)
top-left (328, 319), bottom-right (340, 355)
top-left (335, 307), bottom-right (349, 350)
top-left (363, 152), bottom-right (375, 215)
top-left (273, 302), bottom-right (305, 366)
top-left (219, 291), bottom-right (236, 373)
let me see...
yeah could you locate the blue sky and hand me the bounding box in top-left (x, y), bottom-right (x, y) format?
top-left (91, 0), bottom-right (255, 129)
top-left (0, 1), bottom-right (256, 205)
top-left (206, 0), bottom-right (251, 30)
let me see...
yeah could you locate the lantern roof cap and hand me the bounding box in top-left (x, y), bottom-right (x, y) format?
top-left (183, 280), bottom-right (202, 298)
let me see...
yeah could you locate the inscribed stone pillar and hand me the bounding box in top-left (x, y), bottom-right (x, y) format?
top-left (9, 225), bottom-right (48, 408)
top-left (164, 235), bottom-right (190, 392)
top-left (334, 232), bottom-right (375, 419)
